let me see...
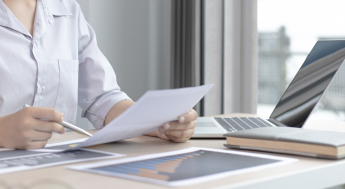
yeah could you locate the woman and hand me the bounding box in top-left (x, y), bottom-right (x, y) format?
top-left (0, 0), bottom-right (197, 149)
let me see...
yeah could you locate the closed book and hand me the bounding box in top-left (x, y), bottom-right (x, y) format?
top-left (224, 127), bottom-right (345, 159)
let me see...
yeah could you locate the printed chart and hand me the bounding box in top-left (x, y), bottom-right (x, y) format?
top-left (91, 150), bottom-right (280, 181)
top-left (0, 139), bottom-right (124, 175)
top-left (70, 147), bottom-right (298, 186)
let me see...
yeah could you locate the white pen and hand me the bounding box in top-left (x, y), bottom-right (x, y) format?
top-left (24, 104), bottom-right (93, 137)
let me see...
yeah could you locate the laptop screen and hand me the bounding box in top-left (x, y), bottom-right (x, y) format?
top-left (269, 40), bottom-right (345, 128)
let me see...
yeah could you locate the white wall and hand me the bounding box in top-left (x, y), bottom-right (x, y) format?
top-left (75, 0), bottom-right (172, 129)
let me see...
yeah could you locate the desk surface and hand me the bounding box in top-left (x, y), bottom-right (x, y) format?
top-left (1, 114), bottom-right (345, 189)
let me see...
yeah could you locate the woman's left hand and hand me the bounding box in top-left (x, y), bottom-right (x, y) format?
top-left (155, 109), bottom-right (197, 142)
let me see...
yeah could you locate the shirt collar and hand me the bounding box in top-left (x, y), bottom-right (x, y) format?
top-left (0, 0), bottom-right (72, 27)
top-left (32, 0), bottom-right (72, 42)
top-left (46, 0), bottom-right (72, 17)
top-left (0, 0), bottom-right (31, 36)
top-left (0, 0), bottom-right (72, 39)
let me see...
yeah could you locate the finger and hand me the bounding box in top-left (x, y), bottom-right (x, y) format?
top-left (32, 119), bottom-right (65, 134)
top-left (164, 129), bottom-right (195, 140)
top-left (162, 121), bottom-right (196, 131)
top-left (155, 130), bottom-right (170, 140)
top-left (167, 135), bottom-right (189, 143)
top-left (29, 131), bottom-right (53, 141)
top-left (26, 141), bottom-right (48, 150)
top-left (24, 107), bottom-right (63, 123)
top-left (178, 109), bottom-right (198, 123)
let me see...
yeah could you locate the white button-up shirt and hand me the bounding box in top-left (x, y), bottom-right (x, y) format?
top-left (0, 0), bottom-right (130, 128)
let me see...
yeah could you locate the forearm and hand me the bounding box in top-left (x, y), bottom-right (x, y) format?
top-left (104, 100), bottom-right (135, 126)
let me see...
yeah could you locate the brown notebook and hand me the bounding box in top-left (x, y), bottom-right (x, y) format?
top-left (224, 127), bottom-right (345, 159)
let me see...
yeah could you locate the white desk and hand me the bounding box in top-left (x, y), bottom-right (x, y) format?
top-left (0, 114), bottom-right (344, 189)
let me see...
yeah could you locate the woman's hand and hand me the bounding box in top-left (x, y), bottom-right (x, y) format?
top-left (0, 107), bottom-right (66, 150)
top-left (147, 109), bottom-right (198, 142)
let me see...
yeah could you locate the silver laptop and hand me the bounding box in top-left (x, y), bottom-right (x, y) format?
top-left (193, 40), bottom-right (345, 138)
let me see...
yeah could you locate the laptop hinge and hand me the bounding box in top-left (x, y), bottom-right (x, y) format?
top-left (268, 118), bottom-right (287, 127)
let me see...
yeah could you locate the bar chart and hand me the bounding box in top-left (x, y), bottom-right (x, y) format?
top-left (90, 150), bottom-right (280, 182)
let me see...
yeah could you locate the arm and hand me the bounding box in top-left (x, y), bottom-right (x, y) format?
top-left (104, 100), bottom-right (135, 125)
top-left (77, 6), bottom-right (132, 129)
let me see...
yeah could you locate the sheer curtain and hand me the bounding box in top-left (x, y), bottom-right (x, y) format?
top-left (171, 0), bottom-right (201, 112)
top-left (167, 0), bottom-right (258, 116)
top-left (222, 0), bottom-right (258, 115)
top-left (202, 0), bottom-right (258, 116)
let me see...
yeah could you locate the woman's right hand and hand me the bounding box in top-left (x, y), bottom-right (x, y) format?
top-left (0, 107), bottom-right (66, 150)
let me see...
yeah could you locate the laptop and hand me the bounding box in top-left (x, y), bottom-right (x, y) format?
top-left (193, 40), bottom-right (345, 138)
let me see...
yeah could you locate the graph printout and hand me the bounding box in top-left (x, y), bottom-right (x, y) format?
top-left (0, 139), bottom-right (124, 175)
top-left (69, 147), bottom-right (298, 186)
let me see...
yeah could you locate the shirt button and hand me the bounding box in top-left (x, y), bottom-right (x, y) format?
top-left (37, 85), bottom-right (43, 94)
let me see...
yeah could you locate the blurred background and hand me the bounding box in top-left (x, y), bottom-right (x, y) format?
top-left (75, 0), bottom-right (345, 132)
top-left (257, 0), bottom-right (345, 121)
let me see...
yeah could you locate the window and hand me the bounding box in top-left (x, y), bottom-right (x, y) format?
top-left (257, 0), bottom-right (345, 121)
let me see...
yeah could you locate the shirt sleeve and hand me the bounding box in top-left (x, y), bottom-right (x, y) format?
top-left (76, 6), bottom-right (131, 129)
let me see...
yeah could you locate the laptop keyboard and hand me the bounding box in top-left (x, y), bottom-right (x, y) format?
top-left (214, 117), bottom-right (274, 132)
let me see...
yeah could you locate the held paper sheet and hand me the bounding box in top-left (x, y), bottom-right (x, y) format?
top-left (69, 147), bottom-right (298, 187)
top-left (71, 84), bottom-right (213, 149)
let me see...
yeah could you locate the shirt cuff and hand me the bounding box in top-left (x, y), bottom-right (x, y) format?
top-left (82, 91), bottom-right (131, 129)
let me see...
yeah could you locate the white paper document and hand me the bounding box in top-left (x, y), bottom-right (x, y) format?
top-left (72, 84), bottom-right (213, 149)
top-left (32, 139), bottom-right (88, 153)
top-left (69, 147), bottom-right (298, 187)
